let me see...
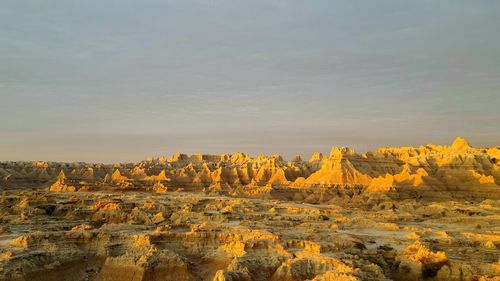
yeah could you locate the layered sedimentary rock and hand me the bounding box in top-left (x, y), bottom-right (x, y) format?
top-left (1, 137), bottom-right (499, 281)
top-left (0, 137), bottom-right (498, 194)
top-left (0, 189), bottom-right (499, 281)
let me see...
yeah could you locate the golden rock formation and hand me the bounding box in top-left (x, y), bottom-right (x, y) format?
top-left (1, 137), bottom-right (498, 194)
top-left (1, 187), bottom-right (498, 281)
top-left (0, 137), bottom-right (499, 281)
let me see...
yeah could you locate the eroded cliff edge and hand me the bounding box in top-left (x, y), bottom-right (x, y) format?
top-left (0, 137), bottom-right (499, 281)
top-left (1, 137), bottom-right (499, 196)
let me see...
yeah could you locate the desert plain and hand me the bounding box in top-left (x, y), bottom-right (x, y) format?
top-left (0, 137), bottom-right (499, 281)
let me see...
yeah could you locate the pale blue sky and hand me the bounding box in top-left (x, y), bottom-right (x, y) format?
top-left (1, 0), bottom-right (499, 162)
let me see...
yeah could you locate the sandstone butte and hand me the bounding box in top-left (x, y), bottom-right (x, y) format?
top-left (0, 137), bottom-right (499, 281)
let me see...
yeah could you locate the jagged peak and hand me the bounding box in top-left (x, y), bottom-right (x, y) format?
top-left (111, 169), bottom-right (128, 182)
top-left (329, 147), bottom-right (355, 158)
top-left (399, 164), bottom-right (412, 176)
top-left (309, 152), bottom-right (323, 162)
top-left (112, 169), bottom-right (121, 177)
top-left (450, 136), bottom-right (471, 152)
top-left (256, 153), bottom-right (267, 162)
top-left (329, 147), bottom-right (342, 159)
top-left (57, 170), bottom-right (66, 181)
top-left (229, 152), bottom-right (251, 163)
top-left (270, 154), bottom-right (284, 161)
top-left (151, 169), bottom-right (169, 182)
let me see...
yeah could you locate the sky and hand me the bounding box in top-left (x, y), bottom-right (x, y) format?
top-left (1, 0), bottom-right (499, 163)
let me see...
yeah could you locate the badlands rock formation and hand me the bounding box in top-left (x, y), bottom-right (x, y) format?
top-left (0, 137), bottom-right (498, 195)
top-left (0, 137), bottom-right (499, 281)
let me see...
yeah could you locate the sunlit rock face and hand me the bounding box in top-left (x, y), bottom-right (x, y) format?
top-left (0, 137), bottom-right (499, 281)
top-left (1, 137), bottom-right (498, 193)
top-left (1, 185), bottom-right (499, 281)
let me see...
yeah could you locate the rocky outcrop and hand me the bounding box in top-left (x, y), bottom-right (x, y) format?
top-left (1, 188), bottom-right (499, 281)
top-left (1, 137), bottom-right (498, 194)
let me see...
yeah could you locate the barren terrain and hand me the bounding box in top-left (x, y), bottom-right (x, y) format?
top-left (1, 138), bottom-right (499, 281)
